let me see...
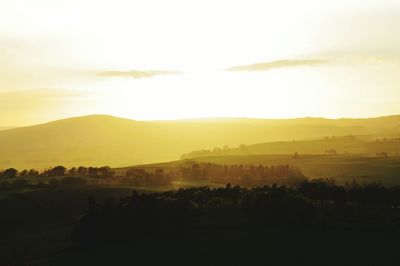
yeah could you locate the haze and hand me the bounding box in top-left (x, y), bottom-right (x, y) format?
top-left (1, 0), bottom-right (400, 126)
top-left (3, 2), bottom-right (400, 263)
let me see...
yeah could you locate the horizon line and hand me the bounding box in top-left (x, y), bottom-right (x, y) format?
top-left (3, 113), bottom-right (400, 130)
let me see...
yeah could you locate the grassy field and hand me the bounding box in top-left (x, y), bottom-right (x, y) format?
top-left (182, 136), bottom-right (400, 159)
top-left (127, 154), bottom-right (400, 186)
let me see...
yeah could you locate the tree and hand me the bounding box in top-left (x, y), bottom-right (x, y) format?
top-left (126, 168), bottom-right (145, 178)
top-left (19, 169), bottom-right (28, 177)
top-left (1, 168), bottom-right (18, 178)
top-left (88, 167), bottom-right (98, 177)
top-left (77, 166), bottom-right (88, 176)
top-left (51, 166), bottom-right (66, 176)
top-left (155, 168), bottom-right (164, 177)
top-left (69, 167), bottom-right (77, 176)
top-left (28, 169), bottom-right (39, 177)
top-left (99, 166), bottom-right (114, 178)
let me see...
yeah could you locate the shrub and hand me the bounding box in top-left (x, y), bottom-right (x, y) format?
top-left (60, 177), bottom-right (87, 186)
top-left (49, 178), bottom-right (60, 187)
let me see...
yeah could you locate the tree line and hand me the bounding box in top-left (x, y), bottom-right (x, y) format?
top-left (73, 180), bottom-right (400, 244)
top-left (177, 162), bottom-right (306, 187)
top-left (0, 165), bottom-right (115, 179)
top-left (121, 162), bottom-right (306, 187)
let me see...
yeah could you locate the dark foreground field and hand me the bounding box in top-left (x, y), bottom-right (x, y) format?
top-left (0, 187), bottom-right (134, 265)
top-left (2, 185), bottom-right (400, 266)
top-left (54, 227), bottom-right (400, 266)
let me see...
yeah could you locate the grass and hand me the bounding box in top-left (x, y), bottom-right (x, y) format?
top-left (121, 154), bottom-right (400, 186)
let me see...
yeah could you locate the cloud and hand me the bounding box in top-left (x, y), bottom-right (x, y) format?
top-left (97, 70), bottom-right (183, 79)
top-left (226, 59), bottom-right (328, 72)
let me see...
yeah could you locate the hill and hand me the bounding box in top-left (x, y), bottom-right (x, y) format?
top-left (126, 154), bottom-right (400, 186)
top-left (1, 114), bottom-right (400, 169)
top-left (182, 135), bottom-right (400, 159)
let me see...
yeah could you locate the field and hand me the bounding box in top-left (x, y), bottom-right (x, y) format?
top-left (0, 187), bottom-right (134, 264)
top-left (2, 154), bottom-right (400, 265)
top-left (1, 186), bottom-right (400, 265)
top-left (53, 226), bottom-right (400, 266)
top-left (129, 154), bottom-right (400, 186)
top-left (182, 136), bottom-right (400, 159)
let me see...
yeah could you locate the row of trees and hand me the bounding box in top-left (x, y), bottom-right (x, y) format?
top-left (0, 176), bottom-right (90, 191)
top-left (179, 163), bottom-right (306, 187)
top-left (123, 168), bottom-right (172, 186)
top-left (1, 163), bottom-right (307, 188)
top-left (0, 166), bottom-right (115, 179)
top-left (121, 163), bottom-right (306, 187)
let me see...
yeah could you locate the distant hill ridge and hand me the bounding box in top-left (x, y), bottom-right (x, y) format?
top-left (0, 114), bottom-right (400, 169)
top-left (182, 135), bottom-right (400, 159)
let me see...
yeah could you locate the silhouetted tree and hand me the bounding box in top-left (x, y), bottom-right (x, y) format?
top-left (19, 169), bottom-right (28, 177)
top-left (77, 166), bottom-right (88, 176)
top-left (28, 169), bottom-right (39, 177)
top-left (98, 166), bottom-right (114, 178)
top-left (1, 168), bottom-right (18, 178)
top-left (69, 167), bottom-right (77, 176)
top-left (50, 166), bottom-right (66, 176)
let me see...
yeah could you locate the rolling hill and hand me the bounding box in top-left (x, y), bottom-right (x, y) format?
top-left (182, 135), bottom-right (400, 159)
top-left (125, 154), bottom-right (400, 186)
top-left (1, 114), bottom-right (400, 169)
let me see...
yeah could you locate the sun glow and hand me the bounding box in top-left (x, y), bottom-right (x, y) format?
top-left (1, 0), bottom-right (400, 125)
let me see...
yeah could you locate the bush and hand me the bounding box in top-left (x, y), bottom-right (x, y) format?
top-left (60, 177), bottom-right (87, 186)
top-left (0, 181), bottom-right (11, 191)
top-left (12, 179), bottom-right (30, 189)
top-left (49, 178), bottom-right (60, 187)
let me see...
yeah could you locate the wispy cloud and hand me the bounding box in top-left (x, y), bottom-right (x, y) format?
top-left (97, 70), bottom-right (183, 79)
top-left (226, 59), bottom-right (328, 72)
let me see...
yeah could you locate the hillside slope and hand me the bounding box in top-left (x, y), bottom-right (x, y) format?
top-left (127, 155), bottom-right (400, 186)
top-left (182, 136), bottom-right (400, 159)
top-left (1, 114), bottom-right (400, 169)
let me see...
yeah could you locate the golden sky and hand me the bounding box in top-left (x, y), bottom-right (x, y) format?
top-left (1, 0), bottom-right (400, 126)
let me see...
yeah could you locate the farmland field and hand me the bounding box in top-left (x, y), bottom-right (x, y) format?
top-left (128, 154), bottom-right (400, 186)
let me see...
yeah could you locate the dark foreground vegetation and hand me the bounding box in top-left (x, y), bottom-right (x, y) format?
top-left (2, 161), bottom-right (400, 265)
top-left (2, 181), bottom-right (400, 265)
top-left (74, 180), bottom-right (400, 245)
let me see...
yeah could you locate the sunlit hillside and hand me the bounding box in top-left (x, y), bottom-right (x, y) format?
top-left (182, 135), bottom-right (400, 159)
top-left (1, 114), bottom-right (400, 169)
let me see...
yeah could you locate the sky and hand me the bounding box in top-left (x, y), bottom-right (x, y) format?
top-left (1, 0), bottom-right (400, 126)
